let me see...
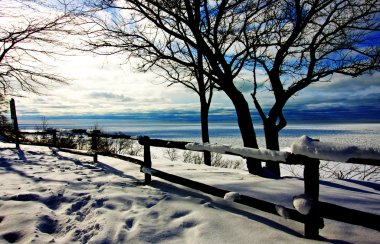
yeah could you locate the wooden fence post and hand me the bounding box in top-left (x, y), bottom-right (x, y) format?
top-left (9, 98), bottom-right (20, 150)
top-left (52, 129), bottom-right (57, 147)
top-left (303, 158), bottom-right (321, 239)
top-left (53, 129), bottom-right (59, 147)
top-left (91, 130), bottom-right (100, 163)
top-left (204, 151), bottom-right (211, 166)
top-left (143, 136), bottom-right (152, 184)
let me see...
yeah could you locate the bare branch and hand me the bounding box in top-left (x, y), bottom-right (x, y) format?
top-left (0, 1), bottom-right (78, 96)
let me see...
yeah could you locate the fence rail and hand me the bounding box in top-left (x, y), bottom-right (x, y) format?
top-left (3, 128), bottom-right (380, 239)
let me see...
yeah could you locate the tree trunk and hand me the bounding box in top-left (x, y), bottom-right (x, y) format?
top-left (200, 95), bottom-right (212, 166)
top-left (226, 86), bottom-right (262, 175)
top-left (263, 121), bottom-right (281, 177)
top-left (197, 48), bottom-right (212, 166)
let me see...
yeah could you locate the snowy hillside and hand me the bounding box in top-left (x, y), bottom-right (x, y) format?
top-left (0, 142), bottom-right (379, 243)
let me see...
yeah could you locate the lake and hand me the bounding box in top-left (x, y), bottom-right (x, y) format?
top-left (18, 118), bottom-right (380, 148)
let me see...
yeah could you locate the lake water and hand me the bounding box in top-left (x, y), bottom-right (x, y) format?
top-left (18, 118), bottom-right (380, 148)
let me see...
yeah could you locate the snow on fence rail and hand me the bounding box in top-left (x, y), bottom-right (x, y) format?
top-left (5, 129), bottom-right (380, 239)
top-left (292, 135), bottom-right (380, 164)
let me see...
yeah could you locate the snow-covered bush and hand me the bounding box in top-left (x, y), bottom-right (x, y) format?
top-left (183, 151), bottom-right (203, 165)
top-left (211, 153), bottom-right (243, 169)
top-left (96, 137), bottom-right (143, 156)
top-left (165, 148), bottom-right (179, 161)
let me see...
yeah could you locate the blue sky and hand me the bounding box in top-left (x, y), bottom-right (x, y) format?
top-left (15, 52), bottom-right (380, 124)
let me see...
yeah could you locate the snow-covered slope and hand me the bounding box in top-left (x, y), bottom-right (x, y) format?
top-left (0, 142), bottom-right (379, 243)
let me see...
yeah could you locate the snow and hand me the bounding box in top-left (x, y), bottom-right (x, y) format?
top-left (186, 143), bottom-right (289, 162)
top-left (291, 135), bottom-right (380, 162)
top-left (292, 194), bottom-right (313, 215)
top-left (186, 136), bottom-right (380, 164)
top-left (1, 141), bottom-right (380, 243)
top-left (275, 205), bottom-right (290, 219)
top-left (141, 166), bottom-right (152, 175)
top-left (185, 142), bottom-right (231, 154)
top-left (223, 192), bottom-right (240, 202)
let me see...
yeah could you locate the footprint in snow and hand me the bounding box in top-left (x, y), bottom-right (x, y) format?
top-left (171, 210), bottom-right (191, 219)
top-left (66, 195), bottom-right (91, 214)
top-left (180, 220), bottom-right (198, 229)
top-left (124, 218), bottom-right (135, 230)
top-left (91, 198), bottom-right (107, 208)
top-left (2, 231), bottom-right (23, 243)
top-left (37, 215), bottom-right (58, 234)
top-left (148, 211), bottom-right (159, 219)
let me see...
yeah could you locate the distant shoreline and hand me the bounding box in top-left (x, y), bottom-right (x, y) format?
top-left (15, 120), bottom-right (380, 148)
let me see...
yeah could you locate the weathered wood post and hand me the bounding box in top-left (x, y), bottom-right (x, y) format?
top-left (142, 136), bottom-right (152, 184)
top-left (91, 130), bottom-right (100, 163)
top-left (52, 129), bottom-right (57, 147)
top-left (204, 151), bottom-right (211, 166)
top-left (9, 98), bottom-right (20, 149)
top-left (303, 158), bottom-right (322, 239)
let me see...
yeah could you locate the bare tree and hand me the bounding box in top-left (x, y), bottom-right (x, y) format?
top-left (248, 0), bottom-right (380, 176)
top-left (0, 0), bottom-right (77, 97)
top-left (85, 7), bottom-right (215, 164)
top-left (84, 0), bottom-right (275, 175)
top-left (155, 50), bottom-right (214, 165)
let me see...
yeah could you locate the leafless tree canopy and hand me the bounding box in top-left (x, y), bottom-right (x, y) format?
top-left (0, 0), bottom-right (77, 96)
top-left (86, 0), bottom-right (271, 88)
top-left (251, 0), bottom-right (380, 128)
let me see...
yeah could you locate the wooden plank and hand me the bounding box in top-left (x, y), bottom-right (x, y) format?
top-left (57, 148), bottom-right (93, 157)
top-left (140, 138), bottom-right (189, 149)
top-left (319, 201), bottom-right (380, 231)
top-left (347, 158), bottom-right (380, 167)
top-left (98, 152), bottom-right (143, 166)
top-left (55, 148), bottom-right (145, 166)
top-left (98, 133), bottom-right (134, 140)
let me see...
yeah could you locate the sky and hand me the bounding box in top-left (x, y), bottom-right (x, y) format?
top-left (14, 51), bottom-right (380, 124)
top-left (5, 0), bottom-right (380, 125)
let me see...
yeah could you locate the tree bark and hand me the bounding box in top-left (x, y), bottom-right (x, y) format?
top-left (263, 121), bottom-right (281, 177)
top-left (197, 48), bottom-right (212, 166)
top-left (200, 95), bottom-right (211, 166)
top-left (226, 85), bottom-right (262, 175)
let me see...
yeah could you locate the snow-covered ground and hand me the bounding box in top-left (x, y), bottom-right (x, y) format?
top-left (0, 141), bottom-right (379, 243)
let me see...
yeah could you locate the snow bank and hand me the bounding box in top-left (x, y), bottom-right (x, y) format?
top-left (291, 135), bottom-right (380, 162)
top-left (186, 143), bottom-right (289, 162)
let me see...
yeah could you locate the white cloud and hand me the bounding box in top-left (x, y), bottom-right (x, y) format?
top-left (15, 52), bottom-right (209, 116)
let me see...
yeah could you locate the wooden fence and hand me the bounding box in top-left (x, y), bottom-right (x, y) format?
top-left (4, 127), bottom-right (379, 239)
